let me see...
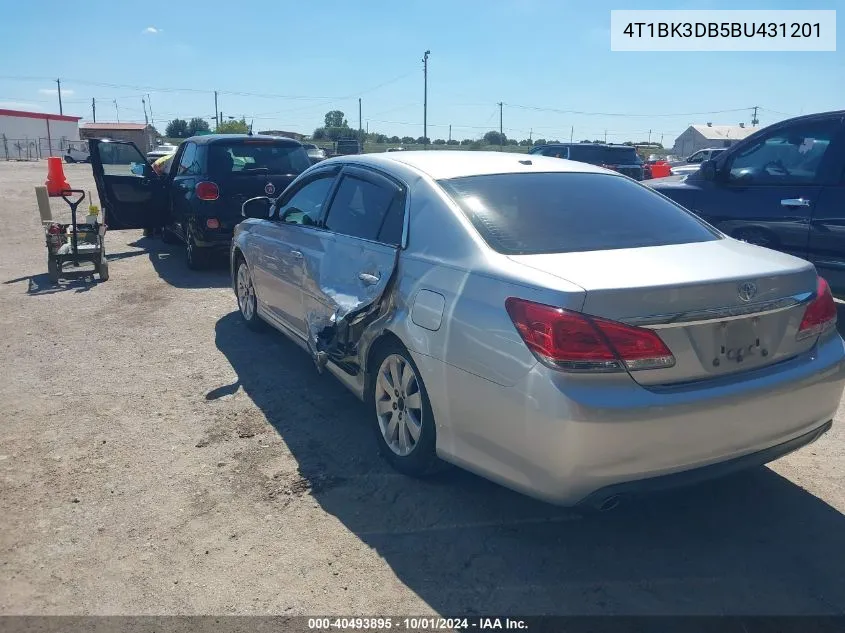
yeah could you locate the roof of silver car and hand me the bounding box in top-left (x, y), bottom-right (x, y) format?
top-left (328, 150), bottom-right (609, 180)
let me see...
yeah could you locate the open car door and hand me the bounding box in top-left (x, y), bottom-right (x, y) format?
top-left (88, 139), bottom-right (167, 230)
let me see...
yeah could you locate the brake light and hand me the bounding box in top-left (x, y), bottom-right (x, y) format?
top-left (797, 277), bottom-right (837, 340)
top-left (505, 298), bottom-right (675, 372)
top-left (196, 181), bottom-right (219, 201)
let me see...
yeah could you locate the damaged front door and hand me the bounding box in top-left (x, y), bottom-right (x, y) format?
top-left (302, 166), bottom-right (406, 373)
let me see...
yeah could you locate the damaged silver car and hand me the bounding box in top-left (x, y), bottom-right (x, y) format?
top-left (231, 151), bottom-right (845, 508)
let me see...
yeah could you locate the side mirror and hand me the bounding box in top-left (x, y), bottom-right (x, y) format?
top-left (242, 196), bottom-right (272, 219)
top-left (700, 159), bottom-right (717, 181)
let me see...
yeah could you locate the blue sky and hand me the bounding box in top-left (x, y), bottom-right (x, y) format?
top-left (0, 0), bottom-right (841, 144)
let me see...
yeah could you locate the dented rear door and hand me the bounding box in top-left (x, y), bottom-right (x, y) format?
top-left (300, 166), bottom-right (406, 366)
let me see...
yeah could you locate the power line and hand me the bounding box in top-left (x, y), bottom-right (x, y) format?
top-left (505, 103), bottom-right (753, 118)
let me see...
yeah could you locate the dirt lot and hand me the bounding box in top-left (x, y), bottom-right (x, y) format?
top-left (2, 159), bottom-right (845, 616)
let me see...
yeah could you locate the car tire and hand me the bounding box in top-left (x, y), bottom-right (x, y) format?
top-left (235, 257), bottom-right (263, 331)
top-left (64, 156), bottom-right (75, 164)
top-left (185, 235), bottom-right (208, 270)
top-left (369, 342), bottom-right (440, 477)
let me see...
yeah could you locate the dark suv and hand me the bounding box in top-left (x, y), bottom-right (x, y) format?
top-left (648, 110), bottom-right (845, 291)
top-left (529, 143), bottom-right (644, 180)
top-left (89, 135), bottom-right (311, 269)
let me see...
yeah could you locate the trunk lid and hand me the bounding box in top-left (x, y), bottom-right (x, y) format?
top-left (509, 239), bottom-right (819, 386)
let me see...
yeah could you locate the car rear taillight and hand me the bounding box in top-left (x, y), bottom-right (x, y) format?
top-left (797, 277), bottom-right (837, 340)
top-left (505, 298), bottom-right (675, 373)
top-left (196, 181), bottom-right (219, 201)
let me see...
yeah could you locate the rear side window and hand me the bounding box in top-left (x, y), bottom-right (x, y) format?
top-left (208, 142), bottom-right (311, 177)
top-left (568, 146), bottom-right (641, 165)
top-left (324, 175), bottom-right (401, 242)
top-left (439, 172), bottom-right (719, 255)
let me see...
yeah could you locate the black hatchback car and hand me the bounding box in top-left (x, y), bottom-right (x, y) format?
top-left (529, 143), bottom-right (644, 180)
top-left (89, 134), bottom-right (311, 269)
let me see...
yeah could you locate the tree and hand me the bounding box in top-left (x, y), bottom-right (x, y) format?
top-left (580, 139), bottom-right (591, 143)
top-left (548, 139), bottom-right (560, 144)
top-left (446, 139), bottom-right (460, 145)
top-left (519, 139), bottom-right (532, 146)
top-left (460, 139), bottom-right (474, 146)
top-left (372, 133), bottom-right (388, 144)
top-left (506, 138), bottom-right (519, 145)
top-left (312, 128), bottom-right (326, 140)
top-left (166, 118), bottom-right (189, 138)
top-left (217, 117), bottom-right (249, 134)
top-left (388, 136), bottom-right (400, 143)
top-left (400, 136), bottom-right (415, 144)
top-left (483, 130), bottom-right (506, 145)
top-left (187, 117), bottom-right (210, 136)
top-left (534, 138), bottom-right (547, 146)
top-left (324, 110), bottom-right (348, 128)
top-left (416, 136), bottom-right (430, 145)
top-left (433, 139), bottom-right (446, 145)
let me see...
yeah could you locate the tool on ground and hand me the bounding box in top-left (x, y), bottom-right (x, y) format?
top-left (44, 189), bottom-right (109, 283)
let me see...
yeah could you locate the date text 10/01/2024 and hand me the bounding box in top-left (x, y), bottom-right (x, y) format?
top-left (307, 618), bottom-right (528, 630)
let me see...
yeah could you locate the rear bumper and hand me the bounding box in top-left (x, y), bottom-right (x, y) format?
top-left (426, 333), bottom-right (845, 506)
top-left (579, 418), bottom-right (832, 507)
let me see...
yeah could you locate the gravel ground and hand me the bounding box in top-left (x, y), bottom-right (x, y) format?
top-left (1, 160), bottom-right (845, 616)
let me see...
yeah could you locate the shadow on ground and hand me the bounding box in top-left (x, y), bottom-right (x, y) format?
top-left (3, 250), bottom-right (147, 295)
top-left (212, 312), bottom-right (845, 615)
top-left (128, 236), bottom-right (230, 289)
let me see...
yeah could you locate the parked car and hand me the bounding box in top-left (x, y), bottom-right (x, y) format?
top-left (64, 145), bottom-right (90, 163)
top-left (649, 110), bottom-right (845, 290)
top-left (233, 150), bottom-right (844, 508)
top-left (302, 143), bottom-right (327, 164)
top-left (670, 147), bottom-right (726, 176)
top-left (88, 134), bottom-right (312, 269)
top-left (529, 143), bottom-right (644, 180)
top-left (335, 138), bottom-right (362, 155)
top-left (146, 143), bottom-right (179, 162)
top-left (385, 147), bottom-right (405, 152)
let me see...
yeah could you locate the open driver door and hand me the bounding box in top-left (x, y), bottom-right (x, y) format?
top-left (88, 139), bottom-right (167, 230)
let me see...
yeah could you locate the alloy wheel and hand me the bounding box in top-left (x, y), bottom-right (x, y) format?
top-left (375, 353), bottom-right (423, 457)
top-left (237, 263), bottom-right (255, 321)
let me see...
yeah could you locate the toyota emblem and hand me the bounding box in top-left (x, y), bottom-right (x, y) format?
top-left (264, 182), bottom-right (276, 195)
top-left (737, 281), bottom-right (758, 302)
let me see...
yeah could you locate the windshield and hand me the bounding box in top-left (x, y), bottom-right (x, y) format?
top-left (439, 172), bottom-right (718, 255)
top-left (208, 141), bottom-right (311, 176)
top-left (567, 145), bottom-right (642, 165)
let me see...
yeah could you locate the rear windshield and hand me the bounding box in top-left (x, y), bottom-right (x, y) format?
top-left (208, 141), bottom-right (311, 176)
top-left (568, 145), bottom-right (641, 165)
top-left (438, 172), bottom-right (719, 255)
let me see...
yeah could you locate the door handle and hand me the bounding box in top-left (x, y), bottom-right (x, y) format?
top-left (290, 250), bottom-right (303, 259)
top-left (781, 198), bottom-right (811, 208)
top-left (358, 272), bottom-right (380, 285)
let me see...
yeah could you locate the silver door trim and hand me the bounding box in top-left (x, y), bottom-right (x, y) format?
top-left (622, 291), bottom-right (814, 329)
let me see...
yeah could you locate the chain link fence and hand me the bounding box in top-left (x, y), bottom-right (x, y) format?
top-left (1, 135), bottom-right (87, 161)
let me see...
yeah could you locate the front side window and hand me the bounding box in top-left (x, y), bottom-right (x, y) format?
top-left (177, 143), bottom-right (197, 175)
top-left (439, 172), bottom-right (719, 255)
top-left (97, 142), bottom-right (148, 177)
top-left (324, 175), bottom-right (399, 242)
top-left (277, 175), bottom-right (336, 226)
top-left (727, 121), bottom-right (838, 185)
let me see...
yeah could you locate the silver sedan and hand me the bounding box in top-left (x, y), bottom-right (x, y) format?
top-left (231, 151), bottom-right (845, 508)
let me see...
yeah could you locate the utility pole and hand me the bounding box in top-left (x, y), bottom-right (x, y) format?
top-left (529, 128), bottom-right (532, 144)
top-left (422, 50), bottom-right (430, 148)
top-left (358, 97), bottom-right (363, 144)
top-left (570, 126), bottom-right (574, 143)
top-left (146, 93), bottom-right (154, 127)
top-left (214, 91), bottom-right (219, 130)
top-left (56, 78), bottom-right (63, 115)
top-left (498, 101), bottom-right (503, 150)
top-left (141, 97), bottom-right (149, 126)
top-left (660, 133), bottom-right (664, 145)
top-left (751, 105), bottom-right (759, 127)
top-left (648, 129), bottom-right (652, 144)
top-left (113, 100), bottom-right (119, 124)
top-left (449, 124), bottom-right (452, 142)
top-left (91, 98), bottom-right (96, 123)
top-left (604, 129), bottom-right (607, 143)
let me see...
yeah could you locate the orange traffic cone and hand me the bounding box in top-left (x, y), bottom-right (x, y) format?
top-left (45, 156), bottom-right (70, 197)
